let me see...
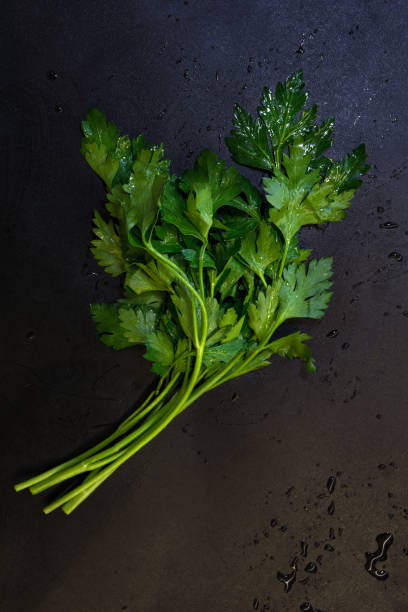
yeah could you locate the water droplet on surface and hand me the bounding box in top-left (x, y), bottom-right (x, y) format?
top-left (277, 557), bottom-right (297, 593)
top-left (247, 65), bottom-right (253, 73)
top-left (377, 206), bottom-right (384, 212)
top-left (365, 532), bottom-right (393, 580)
top-left (379, 222), bottom-right (399, 229)
top-left (326, 475), bottom-right (336, 494)
top-left (55, 104), bottom-right (63, 113)
top-left (324, 544), bottom-right (335, 552)
top-left (47, 70), bottom-right (58, 80)
top-left (388, 251), bottom-right (403, 262)
top-left (327, 501), bottom-right (335, 515)
top-left (270, 519), bottom-right (278, 527)
top-left (300, 541), bottom-right (308, 557)
top-left (326, 329), bottom-right (338, 338)
top-left (305, 561), bottom-right (317, 573)
top-left (25, 331), bottom-right (35, 342)
top-left (378, 464), bottom-right (386, 470)
top-left (253, 598), bottom-right (259, 610)
top-left (300, 603), bottom-right (313, 611)
top-left (342, 342), bottom-right (350, 350)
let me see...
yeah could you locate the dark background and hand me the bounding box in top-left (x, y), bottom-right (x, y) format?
top-left (2, 1), bottom-right (408, 611)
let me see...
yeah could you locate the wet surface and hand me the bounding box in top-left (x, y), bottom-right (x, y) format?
top-left (365, 532), bottom-right (394, 580)
top-left (2, 1), bottom-right (408, 611)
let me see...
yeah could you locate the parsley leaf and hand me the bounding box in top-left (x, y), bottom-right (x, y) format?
top-left (91, 210), bottom-right (125, 276)
top-left (239, 220), bottom-right (282, 285)
top-left (90, 303), bottom-right (134, 350)
top-left (248, 283), bottom-right (280, 341)
top-left (122, 146), bottom-right (170, 236)
top-left (267, 331), bottom-right (315, 372)
top-left (225, 104), bottom-right (275, 171)
top-left (144, 330), bottom-right (175, 374)
top-left (119, 306), bottom-right (157, 343)
top-left (278, 258), bottom-right (333, 321)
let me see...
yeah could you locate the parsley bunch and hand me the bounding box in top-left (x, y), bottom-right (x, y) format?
top-left (15, 72), bottom-right (368, 514)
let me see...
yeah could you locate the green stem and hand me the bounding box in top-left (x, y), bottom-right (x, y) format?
top-left (62, 470), bottom-right (108, 515)
top-left (198, 241), bottom-right (207, 299)
top-left (15, 372), bottom-right (180, 493)
top-left (42, 390), bottom-right (188, 514)
top-left (28, 387), bottom-right (175, 495)
top-left (146, 242), bottom-right (206, 317)
top-left (278, 239), bottom-right (289, 279)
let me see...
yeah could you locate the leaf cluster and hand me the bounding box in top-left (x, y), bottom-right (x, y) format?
top-left (84, 72), bottom-right (368, 378)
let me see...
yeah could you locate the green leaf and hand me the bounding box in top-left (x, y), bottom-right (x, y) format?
top-left (225, 104), bottom-right (274, 171)
top-left (119, 291), bottom-right (164, 308)
top-left (110, 136), bottom-right (134, 187)
top-left (125, 259), bottom-right (173, 294)
top-left (278, 258), bottom-right (333, 321)
top-left (219, 307), bottom-right (238, 327)
top-left (91, 210), bottom-right (125, 276)
top-left (264, 140), bottom-right (321, 242)
top-left (171, 285), bottom-right (197, 344)
top-left (220, 215), bottom-right (259, 240)
top-left (144, 330), bottom-right (174, 374)
top-left (217, 258), bottom-right (245, 300)
top-left (160, 177), bottom-right (203, 240)
top-left (267, 331), bottom-right (315, 372)
top-left (248, 284), bottom-right (280, 341)
top-left (203, 338), bottom-right (247, 368)
top-left (205, 297), bottom-right (220, 336)
top-left (324, 143), bottom-right (370, 193)
top-left (119, 306), bottom-right (157, 343)
top-left (258, 71), bottom-right (313, 160)
top-left (152, 223), bottom-right (182, 253)
top-left (174, 338), bottom-right (189, 373)
top-left (226, 179), bottom-right (262, 220)
top-left (122, 145), bottom-right (170, 236)
top-left (90, 303), bottom-right (133, 350)
top-left (286, 233), bottom-right (312, 265)
top-left (212, 239), bottom-right (241, 273)
top-left (264, 137), bottom-right (368, 242)
top-left (238, 350), bottom-right (272, 374)
top-left (180, 149), bottom-right (247, 238)
top-left (239, 220), bottom-right (282, 284)
top-left (181, 249), bottom-right (216, 269)
top-left (81, 109), bottom-right (121, 189)
top-left (223, 315), bottom-right (245, 342)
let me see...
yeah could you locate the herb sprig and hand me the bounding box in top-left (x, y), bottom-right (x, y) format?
top-left (15, 72), bottom-right (368, 514)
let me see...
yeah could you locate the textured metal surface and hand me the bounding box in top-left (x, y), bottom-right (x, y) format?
top-left (2, 1), bottom-right (408, 611)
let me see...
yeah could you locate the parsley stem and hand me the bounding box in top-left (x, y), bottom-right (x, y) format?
top-left (145, 241), bottom-right (209, 348)
top-left (42, 391), bottom-right (187, 514)
top-left (278, 240), bottom-right (290, 279)
top-left (198, 241), bottom-right (207, 299)
top-left (15, 372), bottom-right (180, 493)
